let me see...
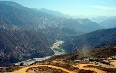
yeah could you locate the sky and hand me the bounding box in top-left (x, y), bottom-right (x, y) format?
top-left (0, 0), bottom-right (116, 17)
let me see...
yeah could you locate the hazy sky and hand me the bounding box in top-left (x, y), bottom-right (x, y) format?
top-left (1, 0), bottom-right (116, 17)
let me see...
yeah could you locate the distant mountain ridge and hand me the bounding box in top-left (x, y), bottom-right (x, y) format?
top-left (33, 8), bottom-right (71, 18)
top-left (100, 17), bottom-right (116, 28)
top-left (0, 1), bottom-right (24, 9)
top-left (0, 1), bottom-right (102, 33)
top-left (91, 16), bottom-right (116, 29)
top-left (60, 18), bottom-right (103, 33)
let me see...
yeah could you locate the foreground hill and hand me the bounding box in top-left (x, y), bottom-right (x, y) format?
top-left (63, 28), bottom-right (116, 53)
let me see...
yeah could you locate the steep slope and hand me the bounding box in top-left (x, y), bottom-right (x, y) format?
top-left (60, 18), bottom-right (102, 33)
top-left (0, 28), bottom-right (54, 63)
top-left (41, 27), bottom-right (84, 41)
top-left (63, 28), bottom-right (116, 53)
top-left (0, 1), bottom-right (55, 30)
top-left (0, 1), bottom-right (102, 33)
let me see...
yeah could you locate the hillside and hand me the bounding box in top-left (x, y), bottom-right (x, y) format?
top-left (0, 1), bottom-right (102, 33)
top-left (0, 28), bottom-right (54, 63)
top-left (0, 1), bottom-right (53, 30)
top-left (60, 18), bottom-right (102, 33)
top-left (41, 27), bottom-right (84, 41)
top-left (63, 28), bottom-right (116, 53)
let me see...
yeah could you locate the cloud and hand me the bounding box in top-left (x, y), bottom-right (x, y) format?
top-left (91, 5), bottom-right (116, 10)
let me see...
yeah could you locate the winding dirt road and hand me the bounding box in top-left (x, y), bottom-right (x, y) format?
top-left (13, 65), bottom-right (75, 73)
top-left (12, 63), bottom-right (116, 73)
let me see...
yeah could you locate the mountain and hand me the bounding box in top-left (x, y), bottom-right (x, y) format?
top-left (40, 27), bottom-right (82, 40)
top-left (0, 1), bottom-right (56, 63)
top-left (60, 18), bottom-right (103, 33)
top-left (0, 1), bottom-right (54, 30)
top-left (37, 8), bottom-right (103, 33)
top-left (33, 8), bottom-right (71, 18)
top-left (91, 16), bottom-right (116, 29)
top-left (0, 1), bottom-right (23, 8)
top-left (100, 17), bottom-right (116, 28)
top-left (0, 1), bottom-right (104, 64)
top-left (0, 1), bottom-right (102, 33)
top-left (0, 28), bottom-right (54, 63)
top-left (0, 1), bottom-right (75, 64)
top-left (91, 16), bottom-right (111, 23)
top-left (63, 28), bottom-right (116, 53)
top-left (0, 1), bottom-right (116, 73)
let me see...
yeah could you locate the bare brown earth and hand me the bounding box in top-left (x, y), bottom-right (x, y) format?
top-left (13, 65), bottom-right (75, 73)
top-left (11, 59), bottom-right (116, 73)
top-left (74, 64), bottom-right (105, 73)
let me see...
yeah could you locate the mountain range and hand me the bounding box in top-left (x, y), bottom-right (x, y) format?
top-left (100, 17), bottom-right (116, 28)
top-left (0, 1), bottom-right (102, 33)
top-left (91, 16), bottom-right (116, 29)
top-left (0, 1), bottom-right (116, 65)
top-left (33, 8), bottom-right (71, 18)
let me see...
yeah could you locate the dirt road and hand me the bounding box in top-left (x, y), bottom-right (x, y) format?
top-left (13, 65), bottom-right (75, 73)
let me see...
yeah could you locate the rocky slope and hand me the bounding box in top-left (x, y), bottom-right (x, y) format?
top-left (0, 1), bottom-right (102, 33)
top-left (0, 28), bottom-right (54, 63)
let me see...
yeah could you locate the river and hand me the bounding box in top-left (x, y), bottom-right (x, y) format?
top-left (15, 40), bottom-right (65, 66)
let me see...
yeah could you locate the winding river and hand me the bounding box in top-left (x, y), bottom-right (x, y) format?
top-left (15, 40), bottom-right (65, 66)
